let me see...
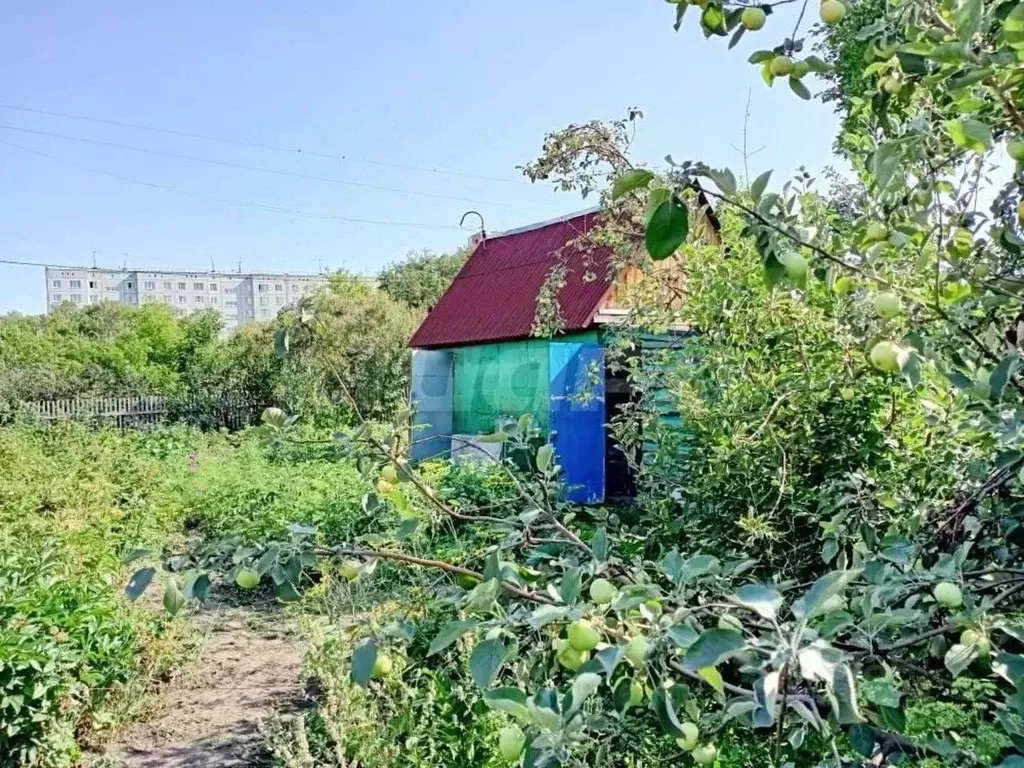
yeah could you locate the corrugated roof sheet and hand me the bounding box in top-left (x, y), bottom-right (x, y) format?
top-left (410, 211), bottom-right (614, 349)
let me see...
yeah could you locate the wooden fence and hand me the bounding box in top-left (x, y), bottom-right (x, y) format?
top-left (24, 395), bottom-right (265, 430)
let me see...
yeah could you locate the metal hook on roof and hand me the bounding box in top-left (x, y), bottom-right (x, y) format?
top-left (459, 210), bottom-right (486, 245)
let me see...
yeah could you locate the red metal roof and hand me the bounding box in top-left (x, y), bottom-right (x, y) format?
top-left (410, 211), bottom-right (614, 348)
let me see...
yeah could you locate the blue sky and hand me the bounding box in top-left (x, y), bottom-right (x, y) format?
top-left (0, 1), bottom-right (840, 314)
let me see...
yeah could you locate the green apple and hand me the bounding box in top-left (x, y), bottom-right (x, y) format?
top-left (840, 386), bottom-right (855, 400)
top-left (625, 635), bottom-right (650, 666)
top-left (791, 60), bottom-right (810, 79)
top-left (629, 679), bottom-right (645, 706)
top-left (589, 578), bottom-right (618, 605)
top-left (675, 722), bottom-right (700, 751)
top-left (820, 0), bottom-right (846, 24)
top-left (380, 464), bottom-right (399, 484)
top-left (558, 645), bottom-right (590, 671)
top-left (456, 572), bottom-right (481, 590)
top-left (865, 221), bottom-right (889, 242)
top-left (933, 582), bottom-right (963, 609)
top-left (498, 725), bottom-right (525, 762)
top-left (235, 568), bottom-right (260, 589)
top-left (1008, 140), bottom-right (1024, 163)
top-left (567, 619), bottom-right (601, 652)
top-left (961, 629), bottom-right (991, 657)
top-left (780, 252), bottom-right (809, 281)
top-left (913, 187), bottom-right (933, 207)
top-left (834, 276), bottom-right (856, 295)
top-left (741, 6), bottom-right (767, 29)
top-left (874, 292), bottom-right (901, 318)
top-left (339, 561), bottom-right (360, 581)
top-left (770, 56), bottom-right (793, 76)
top-left (692, 744), bottom-right (719, 765)
top-left (371, 653), bottom-right (393, 679)
top-left (869, 341), bottom-right (902, 373)
top-left (644, 598), bottom-right (664, 617)
top-left (882, 75), bottom-right (902, 94)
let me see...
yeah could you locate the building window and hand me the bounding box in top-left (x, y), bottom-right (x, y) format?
top-left (226, 300), bottom-right (237, 306)
top-left (106, 286), bottom-right (118, 292)
top-left (209, 283), bottom-right (218, 292)
top-left (89, 280), bottom-right (97, 289)
top-left (259, 296), bottom-right (268, 305)
top-left (275, 283), bottom-right (283, 291)
top-left (177, 296), bottom-right (187, 304)
top-left (69, 279), bottom-right (82, 288)
top-left (210, 297), bottom-right (218, 305)
top-left (163, 281), bottom-right (172, 289)
top-left (52, 279), bottom-right (62, 288)
top-left (70, 294), bottom-right (82, 303)
top-left (127, 295), bottom-right (137, 303)
top-left (144, 281), bottom-right (156, 290)
top-left (193, 282), bottom-right (204, 290)
top-left (162, 295), bottom-right (172, 302)
top-left (257, 283), bottom-right (268, 292)
top-left (275, 296), bottom-right (284, 305)
top-left (177, 282), bottom-right (186, 290)
top-left (51, 293), bottom-right (62, 302)
top-left (195, 296), bottom-right (205, 304)
top-left (260, 308), bottom-right (270, 317)
top-left (127, 282), bottom-right (134, 289)
top-left (90, 295), bottom-right (100, 304)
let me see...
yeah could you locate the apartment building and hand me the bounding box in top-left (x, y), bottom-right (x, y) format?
top-left (44, 267), bottom-right (338, 332)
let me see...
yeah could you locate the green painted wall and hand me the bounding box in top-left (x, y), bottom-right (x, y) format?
top-left (451, 331), bottom-right (598, 435)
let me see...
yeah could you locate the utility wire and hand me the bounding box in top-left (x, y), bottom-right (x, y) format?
top-left (0, 102), bottom-right (533, 186)
top-left (0, 123), bottom-right (540, 211)
top-left (0, 138), bottom-right (465, 231)
top-left (0, 256), bottom-right (374, 277)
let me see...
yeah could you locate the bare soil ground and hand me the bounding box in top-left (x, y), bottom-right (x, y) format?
top-left (102, 601), bottom-right (305, 768)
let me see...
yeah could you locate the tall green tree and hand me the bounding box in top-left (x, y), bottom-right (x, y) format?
top-left (378, 247), bottom-right (469, 310)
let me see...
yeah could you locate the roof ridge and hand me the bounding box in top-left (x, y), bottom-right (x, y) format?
top-left (490, 206), bottom-right (601, 239)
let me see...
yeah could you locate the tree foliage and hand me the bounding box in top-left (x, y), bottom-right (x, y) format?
top-left (378, 248), bottom-right (470, 310)
top-left (130, 0), bottom-right (1024, 765)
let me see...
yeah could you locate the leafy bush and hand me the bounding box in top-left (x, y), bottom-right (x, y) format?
top-left (0, 544), bottom-right (158, 767)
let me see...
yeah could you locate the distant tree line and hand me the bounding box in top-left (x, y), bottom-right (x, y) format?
top-left (0, 247), bottom-right (468, 425)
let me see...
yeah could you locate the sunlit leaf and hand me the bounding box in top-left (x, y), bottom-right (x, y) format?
top-left (611, 169), bottom-right (655, 200)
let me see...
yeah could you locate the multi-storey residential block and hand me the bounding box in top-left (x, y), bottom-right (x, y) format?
top-left (43, 267), bottom-right (364, 332)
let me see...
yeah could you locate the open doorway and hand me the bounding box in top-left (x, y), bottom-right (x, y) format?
top-left (604, 365), bottom-right (638, 500)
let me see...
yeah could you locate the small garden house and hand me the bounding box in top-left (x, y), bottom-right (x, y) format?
top-left (409, 203), bottom-right (718, 503)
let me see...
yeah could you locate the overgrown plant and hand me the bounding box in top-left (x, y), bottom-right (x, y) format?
top-left (129, 0), bottom-right (1024, 764)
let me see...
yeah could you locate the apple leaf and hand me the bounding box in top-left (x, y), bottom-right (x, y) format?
top-left (124, 566), bottom-right (155, 601)
top-left (611, 169), bottom-right (654, 200)
top-left (470, 637), bottom-right (508, 688)
top-left (681, 628), bottom-right (745, 671)
top-left (428, 619), bottom-right (479, 656)
top-left (789, 77), bottom-right (811, 100)
top-left (731, 583), bottom-right (783, 619)
top-left (351, 638), bottom-right (378, 687)
top-left (947, 118), bottom-right (992, 154)
top-left (645, 197), bottom-right (689, 260)
top-left (750, 170), bottom-right (772, 204)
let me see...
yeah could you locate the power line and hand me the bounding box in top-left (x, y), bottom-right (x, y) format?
top-left (0, 138), bottom-right (466, 231)
top-left (0, 256), bottom-right (374, 277)
top-left (0, 102), bottom-right (533, 186)
top-left (0, 123), bottom-right (540, 211)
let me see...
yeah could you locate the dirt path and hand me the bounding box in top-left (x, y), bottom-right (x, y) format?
top-left (104, 602), bottom-right (305, 767)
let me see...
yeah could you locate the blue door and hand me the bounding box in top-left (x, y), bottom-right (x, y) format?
top-left (549, 342), bottom-right (605, 504)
